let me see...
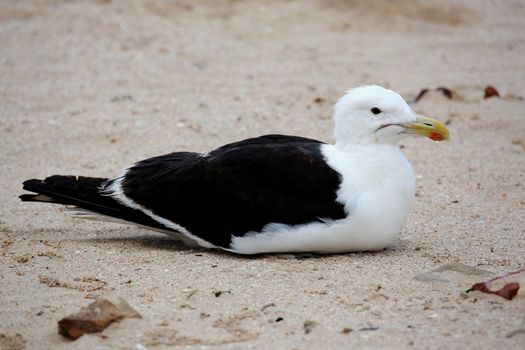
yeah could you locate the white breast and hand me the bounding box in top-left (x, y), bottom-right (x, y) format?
top-left (321, 144), bottom-right (416, 249)
top-left (229, 144), bottom-right (416, 254)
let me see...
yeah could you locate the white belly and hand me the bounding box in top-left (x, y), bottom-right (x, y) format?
top-left (229, 144), bottom-right (416, 254)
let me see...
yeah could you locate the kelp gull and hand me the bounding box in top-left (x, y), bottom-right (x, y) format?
top-left (20, 85), bottom-right (449, 254)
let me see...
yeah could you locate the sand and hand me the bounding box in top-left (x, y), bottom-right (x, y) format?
top-left (1, 0), bottom-right (524, 349)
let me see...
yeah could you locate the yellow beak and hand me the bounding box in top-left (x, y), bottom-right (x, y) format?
top-left (404, 115), bottom-right (450, 141)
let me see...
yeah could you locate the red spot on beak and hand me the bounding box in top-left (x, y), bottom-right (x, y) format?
top-left (430, 132), bottom-right (444, 141)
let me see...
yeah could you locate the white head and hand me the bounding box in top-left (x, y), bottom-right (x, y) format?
top-left (333, 85), bottom-right (449, 148)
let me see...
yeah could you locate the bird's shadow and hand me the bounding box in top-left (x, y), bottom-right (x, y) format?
top-left (73, 231), bottom-right (202, 253)
top-left (70, 229), bottom-right (260, 259)
top-left (23, 226), bottom-right (411, 259)
top-left (75, 234), bottom-right (284, 260)
top-left (76, 233), bottom-right (409, 260)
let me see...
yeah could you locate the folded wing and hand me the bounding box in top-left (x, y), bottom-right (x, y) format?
top-left (109, 134), bottom-right (347, 248)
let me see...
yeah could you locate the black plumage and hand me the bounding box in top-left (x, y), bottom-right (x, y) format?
top-left (21, 176), bottom-right (175, 232)
top-left (21, 134), bottom-right (346, 249)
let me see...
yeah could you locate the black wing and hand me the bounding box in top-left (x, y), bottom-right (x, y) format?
top-left (115, 134), bottom-right (346, 248)
top-left (20, 176), bottom-right (174, 233)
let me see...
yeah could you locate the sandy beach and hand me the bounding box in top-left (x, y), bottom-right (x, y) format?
top-left (1, 0), bottom-right (524, 349)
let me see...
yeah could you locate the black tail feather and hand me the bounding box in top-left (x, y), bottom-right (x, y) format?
top-left (20, 175), bottom-right (173, 232)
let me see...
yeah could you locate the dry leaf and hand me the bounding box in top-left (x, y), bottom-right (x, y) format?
top-left (466, 268), bottom-right (524, 300)
top-left (58, 294), bottom-right (141, 340)
top-left (411, 87), bottom-right (460, 103)
top-left (412, 88), bottom-right (429, 103)
top-left (484, 85), bottom-right (500, 99)
top-left (467, 282), bottom-right (519, 300)
top-left (436, 86), bottom-right (453, 99)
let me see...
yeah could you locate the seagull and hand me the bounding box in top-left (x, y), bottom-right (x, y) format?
top-left (20, 85), bottom-right (449, 254)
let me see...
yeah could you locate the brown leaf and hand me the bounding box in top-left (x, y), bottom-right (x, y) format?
top-left (412, 88), bottom-right (429, 103)
top-left (484, 85), bottom-right (500, 99)
top-left (436, 87), bottom-right (453, 99)
top-left (467, 282), bottom-right (519, 300)
top-left (58, 294), bottom-right (141, 340)
top-left (466, 268), bottom-right (524, 300)
top-left (411, 87), bottom-right (459, 103)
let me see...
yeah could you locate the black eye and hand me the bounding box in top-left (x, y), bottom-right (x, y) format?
top-left (371, 107), bottom-right (382, 115)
